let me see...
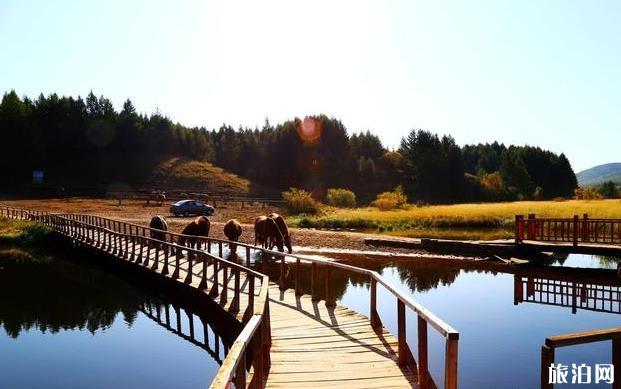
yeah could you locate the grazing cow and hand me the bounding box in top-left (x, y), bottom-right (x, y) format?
top-left (149, 215), bottom-right (168, 242)
top-left (255, 216), bottom-right (284, 252)
top-left (224, 219), bottom-right (242, 252)
top-left (178, 216), bottom-right (210, 249)
top-left (268, 213), bottom-right (292, 253)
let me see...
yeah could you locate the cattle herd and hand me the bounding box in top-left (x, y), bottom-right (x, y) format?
top-left (148, 213), bottom-right (292, 254)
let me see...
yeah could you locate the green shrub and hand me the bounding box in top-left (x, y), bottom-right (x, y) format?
top-left (326, 188), bottom-right (356, 208)
top-left (282, 188), bottom-right (319, 214)
top-left (371, 185), bottom-right (407, 211)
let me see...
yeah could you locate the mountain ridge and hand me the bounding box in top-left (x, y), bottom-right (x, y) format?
top-left (577, 163), bottom-right (621, 186)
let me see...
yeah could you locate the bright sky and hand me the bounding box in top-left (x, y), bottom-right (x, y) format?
top-left (1, 0), bottom-right (619, 172)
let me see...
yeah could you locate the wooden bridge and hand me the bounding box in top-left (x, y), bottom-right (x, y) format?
top-left (1, 206), bottom-right (459, 389)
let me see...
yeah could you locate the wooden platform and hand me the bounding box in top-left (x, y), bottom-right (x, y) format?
top-left (266, 284), bottom-right (417, 388)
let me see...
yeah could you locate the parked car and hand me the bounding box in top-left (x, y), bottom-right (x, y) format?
top-left (170, 200), bottom-right (215, 216)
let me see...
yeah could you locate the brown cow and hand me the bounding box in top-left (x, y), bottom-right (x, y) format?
top-left (178, 215), bottom-right (210, 249)
top-left (149, 215), bottom-right (168, 242)
top-left (268, 213), bottom-right (292, 253)
top-left (224, 219), bottom-right (242, 252)
top-left (255, 216), bottom-right (284, 252)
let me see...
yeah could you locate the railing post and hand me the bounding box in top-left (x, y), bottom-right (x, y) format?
top-left (162, 244), bottom-right (169, 275)
top-left (370, 277), bottom-right (381, 330)
top-left (311, 262), bottom-right (319, 302)
top-left (199, 254), bottom-right (208, 290)
top-left (246, 247), bottom-right (251, 266)
top-left (185, 250), bottom-right (194, 284)
top-left (527, 214), bottom-right (536, 240)
top-left (209, 261), bottom-right (219, 298)
top-left (325, 265), bottom-right (335, 307)
top-left (397, 300), bottom-right (406, 366)
top-left (244, 276), bottom-right (255, 322)
top-left (418, 315), bottom-right (429, 389)
top-left (295, 259), bottom-right (302, 296)
top-left (234, 351), bottom-right (246, 389)
top-left (515, 215), bottom-right (524, 243)
top-left (130, 235), bottom-right (136, 261)
top-left (613, 335), bottom-right (621, 388)
top-left (279, 255), bottom-right (286, 291)
top-left (143, 239), bottom-right (151, 267)
top-left (541, 344), bottom-right (554, 389)
top-left (151, 244), bottom-right (159, 270)
top-left (573, 215), bottom-right (579, 247)
top-left (231, 267), bottom-right (240, 312)
top-left (172, 248), bottom-right (181, 279)
top-left (220, 264), bottom-right (228, 302)
top-left (445, 336), bottom-right (459, 389)
top-left (583, 213), bottom-right (589, 243)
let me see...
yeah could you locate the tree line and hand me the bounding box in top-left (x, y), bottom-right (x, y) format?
top-left (0, 90), bottom-right (577, 202)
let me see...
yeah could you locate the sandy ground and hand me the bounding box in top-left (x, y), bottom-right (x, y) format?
top-left (1, 198), bottom-right (423, 254)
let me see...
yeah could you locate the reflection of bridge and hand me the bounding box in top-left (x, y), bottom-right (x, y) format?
top-left (138, 298), bottom-right (229, 364)
top-left (513, 271), bottom-right (621, 314)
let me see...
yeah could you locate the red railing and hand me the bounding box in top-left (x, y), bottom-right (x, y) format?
top-left (515, 214), bottom-right (621, 246)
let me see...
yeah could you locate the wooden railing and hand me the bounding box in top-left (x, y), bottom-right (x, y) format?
top-left (541, 327), bottom-right (621, 388)
top-left (516, 214), bottom-right (621, 246)
top-left (1, 205), bottom-right (459, 389)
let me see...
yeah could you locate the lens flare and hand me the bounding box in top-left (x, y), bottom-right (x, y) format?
top-left (297, 118), bottom-right (322, 144)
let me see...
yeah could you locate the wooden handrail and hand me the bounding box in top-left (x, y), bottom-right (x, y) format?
top-left (546, 327), bottom-right (621, 348)
top-left (1, 205), bottom-right (459, 389)
top-left (541, 327), bottom-right (621, 388)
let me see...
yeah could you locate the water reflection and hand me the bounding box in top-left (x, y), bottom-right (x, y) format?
top-left (0, 250), bottom-right (235, 388)
top-left (514, 271), bottom-right (621, 315)
top-left (0, 254), bottom-right (142, 337)
top-left (249, 254), bottom-right (489, 300)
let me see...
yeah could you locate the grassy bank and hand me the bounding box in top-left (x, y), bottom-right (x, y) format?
top-left (0, 218), bottom-right (53, 247)
top-left (288, 199), bottom-right (621, 240)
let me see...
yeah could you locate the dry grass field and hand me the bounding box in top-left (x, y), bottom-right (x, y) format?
top-left (290, 199), bottom-right (621, 240)
top-left (5, 198), bottom-right (621, 243)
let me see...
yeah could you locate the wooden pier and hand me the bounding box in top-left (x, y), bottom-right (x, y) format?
top-left (515, 214), bottom-right (621, 255)
top-left (1, 206), bottom-right (458, 389)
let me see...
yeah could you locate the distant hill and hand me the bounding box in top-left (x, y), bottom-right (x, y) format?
top-left (150, 157), bottom-right (253, 193)
top-left (577, 163), bottom-right (621, 186)
top-left (44, 153), bottom-right (257, 195)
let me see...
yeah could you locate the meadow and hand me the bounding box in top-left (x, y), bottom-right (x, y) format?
top-left (288, 199), bottom-right (621, 240)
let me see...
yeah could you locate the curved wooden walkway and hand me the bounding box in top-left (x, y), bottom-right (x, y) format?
top-left (1, 207), bottom-right (457, 389)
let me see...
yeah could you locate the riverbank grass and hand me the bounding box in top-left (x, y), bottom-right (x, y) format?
top-left (288, 199), bottom-right (621, 240)
top-left (0, 218), bottom-right (53, 246)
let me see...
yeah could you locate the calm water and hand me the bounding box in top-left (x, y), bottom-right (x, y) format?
top-left (0, 250), bottom-right (230, 389)
top-left (251, 252), bottom-right (621, 389)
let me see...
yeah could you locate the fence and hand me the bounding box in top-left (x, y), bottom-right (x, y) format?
top-left (515, 214), bottom-right (621, 246)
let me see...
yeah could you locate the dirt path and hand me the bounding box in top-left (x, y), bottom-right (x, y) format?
top-left (1, 198), bottom-right (423, 254)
